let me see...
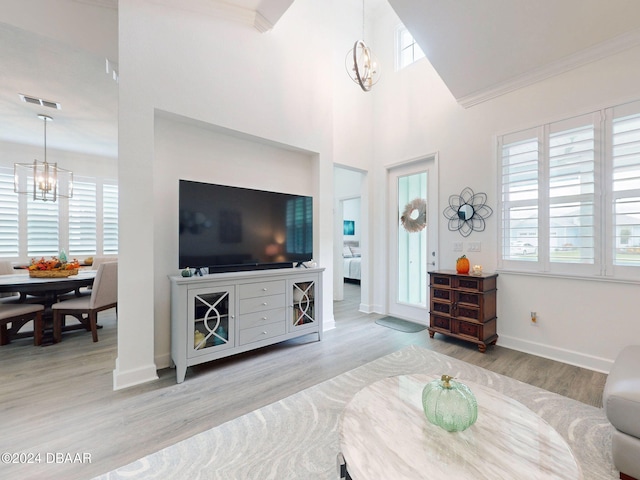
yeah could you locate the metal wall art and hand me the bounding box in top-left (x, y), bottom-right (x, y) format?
top-left (443, 187), bottom-right (493, 237)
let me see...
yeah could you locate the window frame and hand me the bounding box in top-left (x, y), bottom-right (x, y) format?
top-left (497, 100), bottom-right (640, 281)
top-left (0, 166), bottom-right (117, 264)
top-left (395, 25), bottom-right (425, 71)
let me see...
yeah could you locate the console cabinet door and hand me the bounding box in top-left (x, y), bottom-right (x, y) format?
top-left (288, 276), bottom-right (318, 333)
top-left (188, 285), bottom-right (235, 358)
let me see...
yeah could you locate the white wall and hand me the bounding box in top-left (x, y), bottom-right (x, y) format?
top-left (370, 6), bottom-right (640, 371)
top-left (153, 112), bottom-right (317, 366)
top-left (117, 0), bottom-right (350, 386)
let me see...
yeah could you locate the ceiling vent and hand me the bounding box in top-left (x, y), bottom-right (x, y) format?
top-left (18, 94), bottom-right (61, 110)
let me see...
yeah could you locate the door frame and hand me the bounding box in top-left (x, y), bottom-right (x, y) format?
top-left (386, 154), bottom-right (439, 322)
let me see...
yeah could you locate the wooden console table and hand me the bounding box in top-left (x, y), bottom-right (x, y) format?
top-left (428, 270), bottom-right (498, 352)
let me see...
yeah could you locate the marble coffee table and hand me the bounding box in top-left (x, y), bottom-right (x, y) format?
top-left (338, 374), bottom-right (583, 480)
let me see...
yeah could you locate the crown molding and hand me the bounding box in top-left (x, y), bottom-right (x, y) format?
top-left (148, 0), bottom-right (273, 32)
top-left (72, 0), bottom-right (117, 9)
top-left (458, 28), bottom-right (640, 109)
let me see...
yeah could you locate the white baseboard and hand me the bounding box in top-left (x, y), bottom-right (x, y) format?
top-left (112, 361), bottom-right (159, 390)
top-left (498, 335), bottom-right (613, 374)
top-left (323, 314), bottom-right (336, 331)
top-left (155, 352), bottom-right (172, 370)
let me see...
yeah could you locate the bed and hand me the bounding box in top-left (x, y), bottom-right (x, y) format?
top-left (343, 241), bottom-right (361, 283)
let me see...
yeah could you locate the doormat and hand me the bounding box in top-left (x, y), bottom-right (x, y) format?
top-left (375, 316), bottom-right (427, 333)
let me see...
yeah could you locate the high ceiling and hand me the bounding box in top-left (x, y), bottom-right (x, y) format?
top-left (2, 0), bottom-right (640, 158)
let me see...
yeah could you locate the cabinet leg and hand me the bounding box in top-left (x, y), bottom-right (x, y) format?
top-left (428, 330), bottom-right (435, 339)
top-left (478, 344), bottom-right (487, 353)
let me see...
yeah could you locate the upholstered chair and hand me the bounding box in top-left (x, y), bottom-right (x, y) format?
top-left (51, 262), bottom-right (117, 342)
top-left (0, 304), bottom-right (45, 346)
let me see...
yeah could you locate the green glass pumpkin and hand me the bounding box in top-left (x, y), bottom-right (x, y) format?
top-left (422, 375), bottom-right (478, 432)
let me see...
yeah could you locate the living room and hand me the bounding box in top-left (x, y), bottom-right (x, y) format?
top-left (2, 0), bottom-right (640, 477)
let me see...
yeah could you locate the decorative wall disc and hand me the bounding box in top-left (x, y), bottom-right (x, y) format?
top-left (443, 187), bottom-right (493, 237)
top-left (401, 198), bottom-right (427, 233)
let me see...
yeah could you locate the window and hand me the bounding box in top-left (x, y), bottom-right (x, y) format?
top-left (0, 167), bottom-right (118, 262)
top-left (498, 100), bottom-right (640, 279)
top-left (396, 26), bottom-right (425, 70)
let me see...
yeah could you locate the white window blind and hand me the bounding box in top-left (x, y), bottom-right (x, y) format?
top-left (548, 116), bottom-right (597, 265)
top-left (611, 101), bottom-right (640, 268)
top-left (69, 180), bottom-right (97, 256)
top-left (27, 196), bottom-right (59, 258)
top-left (0, 169), bottom-right (19, 257)
top-left (103, 183), bottom-right (118, 255)
top-left (500, 129), bottom-right (539, 263)
top-left (499, 101), bottom-right (640, 279)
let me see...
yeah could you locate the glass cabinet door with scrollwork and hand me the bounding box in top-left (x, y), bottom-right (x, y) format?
top-left (289, 278), bottom-right (318, 333)
top-left (188, 286), bottom-right (235, 357)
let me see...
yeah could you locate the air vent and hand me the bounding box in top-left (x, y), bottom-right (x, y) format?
top-left (18, 94), bottom-right (61, 110)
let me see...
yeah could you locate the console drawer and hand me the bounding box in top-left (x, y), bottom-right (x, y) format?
top-left (239, 294), bottom-right (286, 314)
top-left (239, 322), bottom-right (286, 345)
top-left (239, 308), bottom-right (286, 330)
top-left (239, 281), bottom-right (286, 299)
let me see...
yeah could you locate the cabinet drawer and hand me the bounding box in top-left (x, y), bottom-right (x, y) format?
top-left (431, 288), bottom-right (452, 302)
top-left (239, 308), bottom-right (286, 330)
top-left (456, 305), bottom-right (480, 322)
top-left (430, 315), bottom-right (451, 332)
top-left (430, 274), bottom-right (452, 288)
top-left (239, 281), bottom-right (286, 299)
top-left (431, 301), bottom-right (452, 316)
top-left (239, 294), bottom-right (286, 314)
top-left (239, 322), bottom-right (286, 345)
top-left (456, 320), bottom-right (479, 339)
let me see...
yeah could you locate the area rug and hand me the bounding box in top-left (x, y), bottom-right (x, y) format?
top-left (374, 316), bottom-right (427, 333)
top-left (94, 345), bottom-right (616, 479)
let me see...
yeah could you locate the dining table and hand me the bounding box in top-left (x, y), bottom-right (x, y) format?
top-left (0, 269), bottom-right (97, 345)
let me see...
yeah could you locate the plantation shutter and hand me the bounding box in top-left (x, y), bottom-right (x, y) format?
top-left (547, 114), bottom-right (597, 266)
top-left (103, 183), bottom-right (118, 255)
top-left (27, 195), bottom-right (59, 257)
top-left (611, 100), bottom-right (640, 267)
top-left (69, 180), bottom-right (97, 256)
top-left (499, 128), bottom-right (539, 263)
top-left (0, 168), bottom-right (19, 257)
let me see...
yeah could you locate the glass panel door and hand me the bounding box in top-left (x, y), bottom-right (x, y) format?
top-left (388, 157), bottom-right (438, 322)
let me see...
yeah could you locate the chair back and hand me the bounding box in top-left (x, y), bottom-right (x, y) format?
top-left (89, 262), bottom-right (118, 309)
top-left (91, 256), bottom-right (117, 270)
top-left (0, 261), bottom-right (13, 275)
top-left (0, 261), bottom-right (16, 299)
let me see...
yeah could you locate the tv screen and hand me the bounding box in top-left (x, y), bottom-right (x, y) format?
top-left (179, 180), bottom-right (313, 272)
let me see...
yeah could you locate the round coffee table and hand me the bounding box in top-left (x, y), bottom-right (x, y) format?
top-left (339, 374), bottom-right (583, 480)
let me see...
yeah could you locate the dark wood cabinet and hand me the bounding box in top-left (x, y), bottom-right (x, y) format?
top-left (428, 270), bottom-right (498, 352)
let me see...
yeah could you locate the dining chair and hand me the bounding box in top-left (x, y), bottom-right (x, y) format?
top-left (0, 261), bottom-right (19, 302)
top-left (0, 304), bottom-right (45, 346)
top-left (52, 262), bottom-right (117, 343)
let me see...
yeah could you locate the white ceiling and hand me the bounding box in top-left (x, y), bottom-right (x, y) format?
top-left (388, 0), bottom-right (640, 106)
top-left (2, 0), bottom-right (640, 158)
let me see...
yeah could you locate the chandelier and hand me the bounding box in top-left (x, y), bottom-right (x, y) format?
top-left (14, 114), bottom-right (73, 202)
top-left (345, 0), bottom-right (380, 92)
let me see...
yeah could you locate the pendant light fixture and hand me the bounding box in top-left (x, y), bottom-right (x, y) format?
top-left (14, 114), bottom-right (73, 202)
top-left (345, 0), bottom-right (380, 92)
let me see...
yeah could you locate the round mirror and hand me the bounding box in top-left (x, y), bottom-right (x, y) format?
top-left (457, 204), bottom-right (474, 221)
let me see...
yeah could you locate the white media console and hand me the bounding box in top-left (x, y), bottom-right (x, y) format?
top-left (169, 266), bottom-right (324, 383)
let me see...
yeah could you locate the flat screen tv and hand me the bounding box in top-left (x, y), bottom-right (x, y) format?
top-left (179, 180), bottom-right (313, 273)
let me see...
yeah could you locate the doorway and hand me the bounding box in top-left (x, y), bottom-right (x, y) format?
top-left (387, 156), bottom-right (438, 322)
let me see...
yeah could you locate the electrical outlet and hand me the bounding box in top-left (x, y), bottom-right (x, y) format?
top-left (453, 242), bottom-right (463, 252)
top-left (468, 242), bottom-right (481, 252)
top-left (530, 311), bottom-right (538, 325)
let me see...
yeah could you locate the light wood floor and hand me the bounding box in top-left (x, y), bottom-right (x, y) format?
top-left (0, 282), bottom-right (607, 480)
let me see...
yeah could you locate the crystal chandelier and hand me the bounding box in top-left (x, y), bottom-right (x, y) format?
top-left (14, 114), bottom-right (73, 202)
top-left (345, 0), bottom-right (380, 92)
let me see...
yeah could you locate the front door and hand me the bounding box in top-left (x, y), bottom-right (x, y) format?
top-left (388, 156), bottom-right (438, 322)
